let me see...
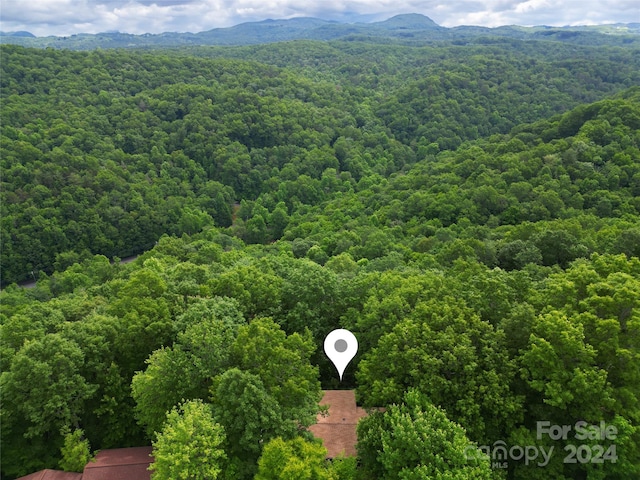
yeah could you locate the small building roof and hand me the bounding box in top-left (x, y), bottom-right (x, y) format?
top-left (82, 446), bottom-right (153, 480)
top-left (17, 446), bottom-right (154, 480)
top-left (309, 390), bottom-right (375, 458)
top-left (17, 470), bottom-right (83, 480)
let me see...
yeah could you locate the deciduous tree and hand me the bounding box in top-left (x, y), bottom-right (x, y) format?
top-left (150, 400), bottom-right (226, 480)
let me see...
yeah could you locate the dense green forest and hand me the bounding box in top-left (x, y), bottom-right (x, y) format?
top-left (1, 32), bottom-right (639, 480)
top-left (2, 41), bottom-right (639, 284)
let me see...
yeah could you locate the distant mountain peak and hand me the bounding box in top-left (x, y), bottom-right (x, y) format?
top-left (376, 13), bottom-right (440, 28)
top-left (0, 30), bottom-right (35, 37)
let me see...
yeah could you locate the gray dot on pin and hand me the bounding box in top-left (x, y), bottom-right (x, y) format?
top-left (334, 339), bottom-right (348, 353)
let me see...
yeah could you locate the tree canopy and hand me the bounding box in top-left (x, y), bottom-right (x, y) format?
top-left (1, 34), bottom-right (639, 479)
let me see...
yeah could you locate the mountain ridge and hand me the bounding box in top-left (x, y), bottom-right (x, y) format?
top-left (1, 13), bottom-right (638, 49)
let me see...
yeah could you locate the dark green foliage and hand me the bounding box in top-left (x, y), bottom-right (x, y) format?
top-left (2, 42), bottom-right (640, 283)
top-left (356, 294), bottom-right (522, 444)
top-left (0, 46), bottom-right (354, 283)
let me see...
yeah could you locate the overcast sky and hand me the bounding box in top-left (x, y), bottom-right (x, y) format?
top-left (1, 0), bottom-right (638, 37)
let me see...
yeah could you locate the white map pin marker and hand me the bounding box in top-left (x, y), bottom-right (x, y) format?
top-left (324, 329), bottom-right (358, 381)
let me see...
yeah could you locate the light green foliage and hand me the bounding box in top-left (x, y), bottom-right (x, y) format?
top-left (357, 390), bottom-right (493, 480)
top-left (324, 252), bottom-right (358, 274)
top-left (174, 296), bottom-right (245, 333)
top-left (510, 254), bottom-right (640, 478)
top-left (519, 310), bottom-right (613, 419)
top-left (59, 428), bottom-right (92, 473)
top-left (328, 455), bottom-right (357, 480)
top-left (150, 400), bottom-right (226, 480)
top-left (254, 437), bottom-right (332, 480)
top-left (529, 254), bottom-right (640, 422)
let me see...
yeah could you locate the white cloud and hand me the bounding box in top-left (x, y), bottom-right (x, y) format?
top-left (0, 0), bottom-right (637, 36)
top-left (514, 0), bottom-right (552, 15)
top-left (439, 0), bottom-right (639, 27)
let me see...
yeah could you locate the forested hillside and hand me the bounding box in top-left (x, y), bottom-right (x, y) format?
top-left (1, 36), bottom-right (639, 480)
top-left (2, 41), bottom-right (639, 284)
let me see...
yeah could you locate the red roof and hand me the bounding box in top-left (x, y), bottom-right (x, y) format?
top-left (17, 470), bottom-right (82, 480)
top-left (17, 447), bottom-right (153, 480)
top-left (83, 447), bottom-right (153, 480)
top-left (309, 390), bottom-right (376, 458)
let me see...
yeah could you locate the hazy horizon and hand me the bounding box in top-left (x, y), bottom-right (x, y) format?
top-left (1, 0), bottom-right (637, 37)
